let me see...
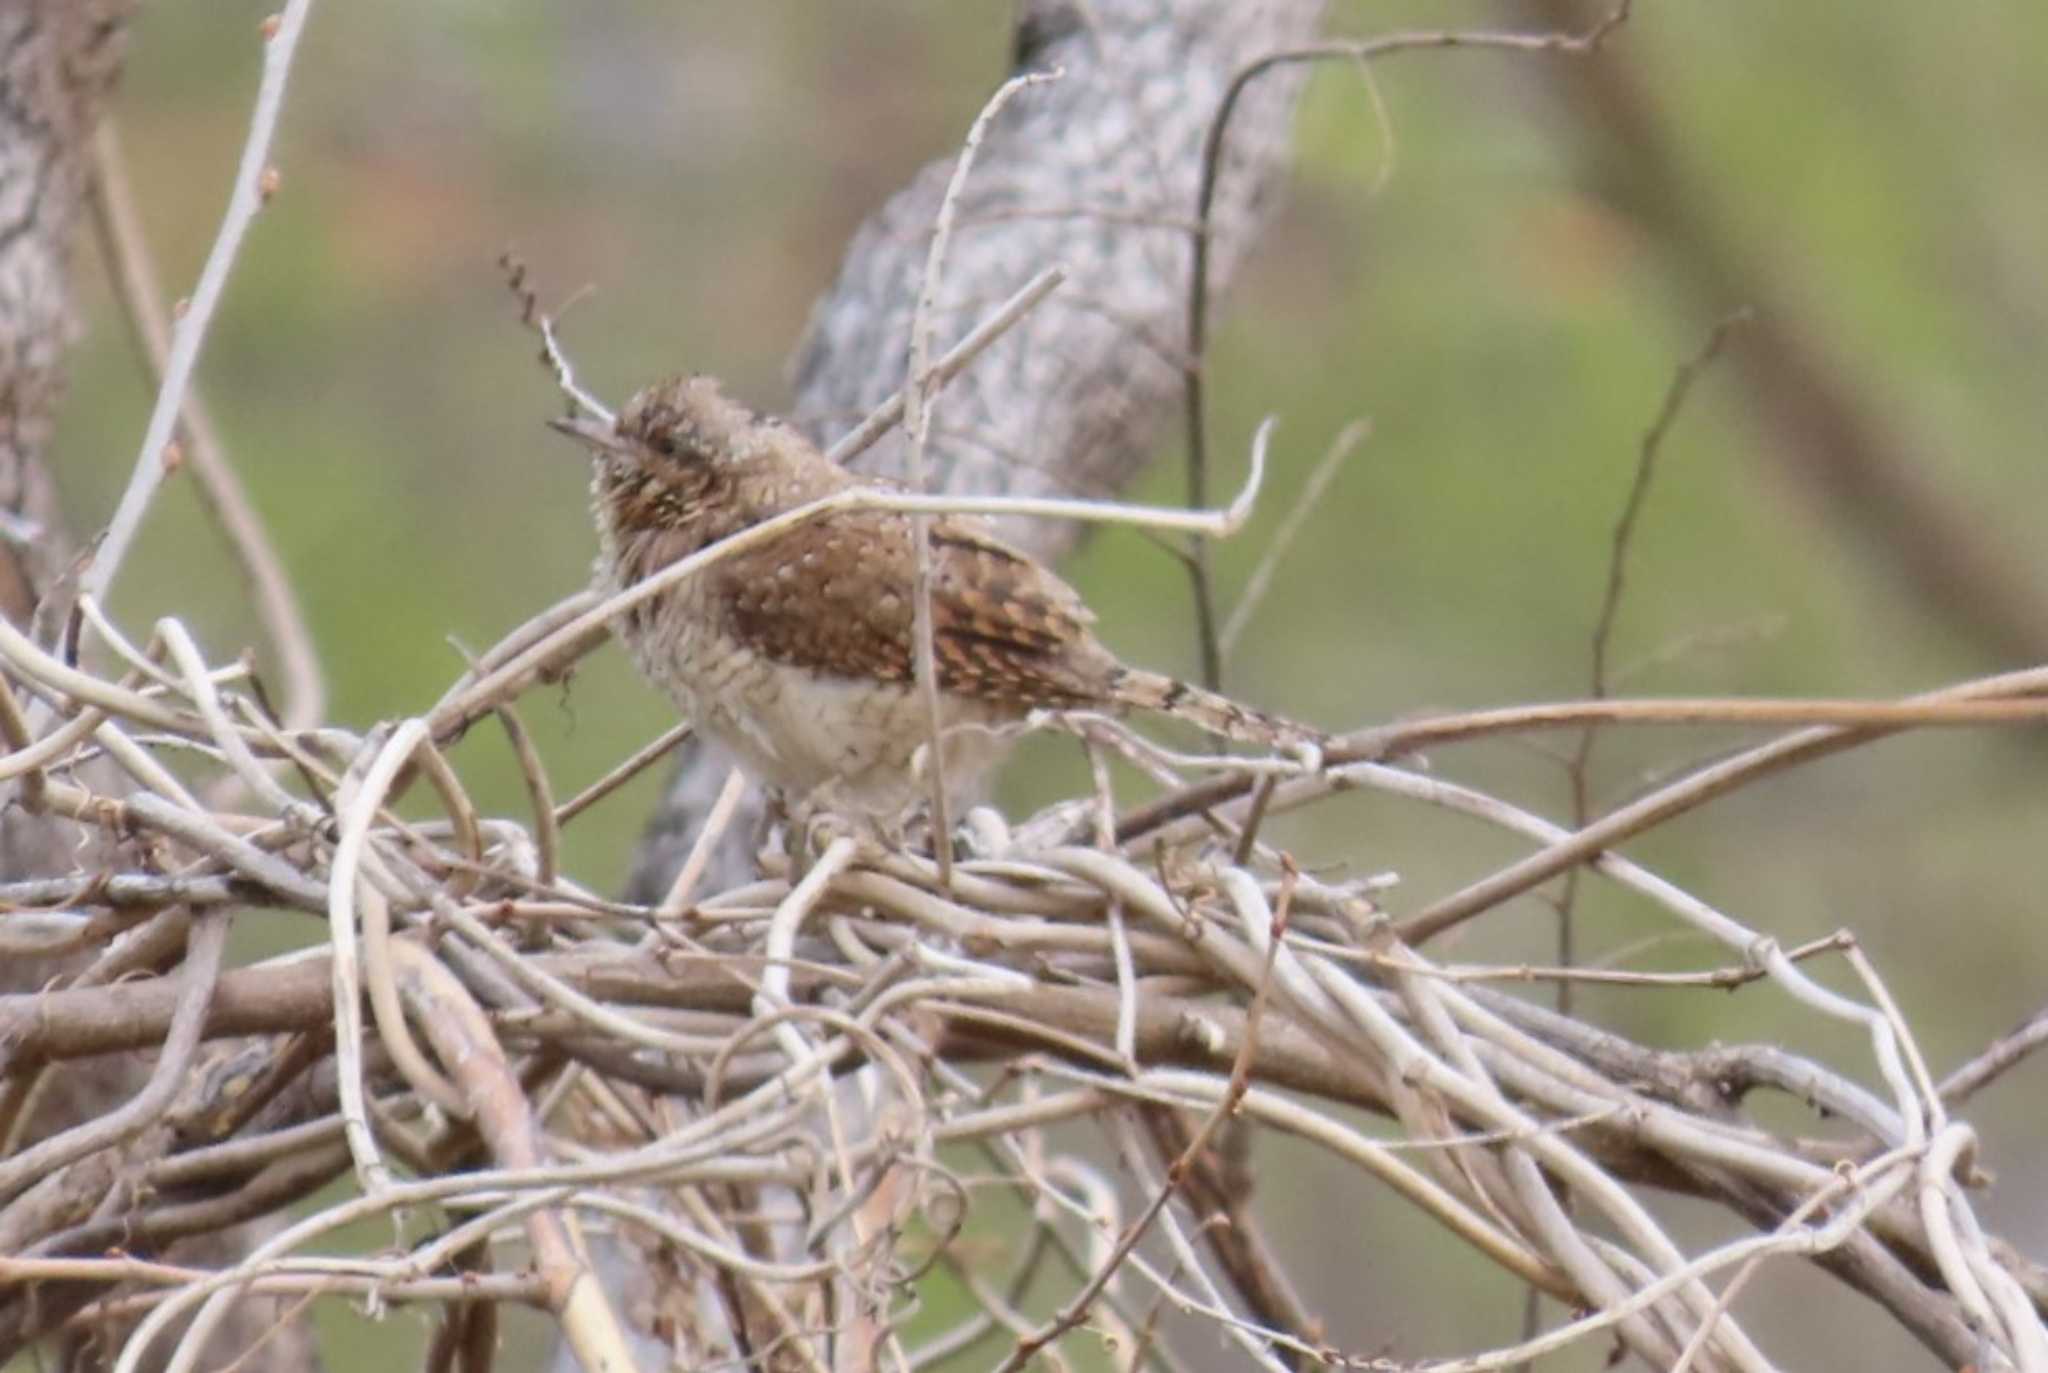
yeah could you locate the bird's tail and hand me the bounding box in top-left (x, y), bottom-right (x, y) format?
top-left (1106, 667), bottom-right (1322, 754)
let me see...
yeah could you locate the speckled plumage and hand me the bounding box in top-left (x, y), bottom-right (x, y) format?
top-left (558, 375), bottom-right (1316, 815)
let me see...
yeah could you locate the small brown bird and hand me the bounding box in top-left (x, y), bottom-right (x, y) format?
top-left (552, 375), bottom-right (1318, 817)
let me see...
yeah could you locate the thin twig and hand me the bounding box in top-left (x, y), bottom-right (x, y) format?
top-left (904, 68), bottom-right (1063, 889)
top-left (828, 265), bottom-right (1067, 467)
top-left (1520, 312), bottom-right (1742, 1362)
top-left (1938, 1004), bottom-right (2048, 1107)
top-left (82, 0), bottom-right (318, 610)
top-left (1362, 931), bottom-right (1852, 991)
top-left (553, 720), bottom-right (691, 828)
top-left (494, 700), bottom-right (559, 888)
top-left (1218, 419), bottom-right (1366, 659)
top-left (656, 764), bottom-right (749, 919)
top-left (1554, 309), bottom-right (1749, 981)
top-left (1582, 312), bottom-right (1750, 718)
top-left (1114, 683), bottom-right (2048, 844)
top-left (501, 251), bottom-right (613, 425)
top-left (1181, 3), bottom-right (1633, 692)
top-left (1397, 665), bottom-right (2048, 943)
top-left (89, 120), bottom-right (326, 730)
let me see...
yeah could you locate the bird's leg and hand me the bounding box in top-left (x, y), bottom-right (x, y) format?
top-left (779, 792), bottom-right (871, 880)
top-left (755, 784), bottom-right (795, 872)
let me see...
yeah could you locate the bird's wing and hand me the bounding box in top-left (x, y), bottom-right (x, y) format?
top-left (715, 509), bottom-right (1109, 705)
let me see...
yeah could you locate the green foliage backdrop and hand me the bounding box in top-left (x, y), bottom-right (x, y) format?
top-left (45, 4), bottom-right (2048, 1367)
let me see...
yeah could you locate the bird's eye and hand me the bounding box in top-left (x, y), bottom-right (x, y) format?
top-left (650, 432), bottom-right (678, 457)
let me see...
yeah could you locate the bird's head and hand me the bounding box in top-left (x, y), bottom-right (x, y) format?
top-left (551, 374), bottom-right (757, 472)
top-left (551, 374), bottom-right (759, 542)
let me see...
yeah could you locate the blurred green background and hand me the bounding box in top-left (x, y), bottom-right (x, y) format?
top-left (45, 2), bottom-right (2048, 1368)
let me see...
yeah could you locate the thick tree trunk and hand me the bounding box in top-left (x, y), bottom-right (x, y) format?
top-left (0, 3), bottom-right (130, 631)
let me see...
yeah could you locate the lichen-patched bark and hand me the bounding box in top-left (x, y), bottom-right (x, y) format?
top-left (0, 1), bottom-right (134, 629)
top-left (0, 0), bottom-right (140, 1045)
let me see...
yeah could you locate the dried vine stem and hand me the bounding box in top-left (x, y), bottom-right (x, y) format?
top-left (88, 121), bottom-right (326, 732)
top-left (82, 0), bottom-right (318, 612)
top-left (1, 629), bottom-right (2039, 1368)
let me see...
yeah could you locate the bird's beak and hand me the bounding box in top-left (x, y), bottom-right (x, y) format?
top-left (547, 413), bottom-right (629, 455)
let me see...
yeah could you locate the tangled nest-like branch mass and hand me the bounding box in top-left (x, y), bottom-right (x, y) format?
top-left (3, 591), bottom-right (2046, 1373)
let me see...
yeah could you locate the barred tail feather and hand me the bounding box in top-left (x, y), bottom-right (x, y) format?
top-left (1107, 667), bottom-right (1320, 752)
